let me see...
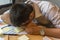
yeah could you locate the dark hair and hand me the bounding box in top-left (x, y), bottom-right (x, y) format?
top-left (10, 3), bottom-right (34, 27)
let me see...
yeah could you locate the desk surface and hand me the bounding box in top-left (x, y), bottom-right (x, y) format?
top-left (4, 34), bottom-right (59, 40)
top-left (9, 35), bottom-right (43, 40)
top-left (6, 35), bottom-right (60, 40)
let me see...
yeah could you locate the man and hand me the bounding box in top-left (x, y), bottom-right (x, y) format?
top-left (1, 0), bottom-right (60, 38)
top-left (0, 3), bottom-right (33, 34)
top-left (25, 0), bottom-right (60, 38)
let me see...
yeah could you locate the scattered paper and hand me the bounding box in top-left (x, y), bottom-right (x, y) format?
top-left (0, 28), bottom-right (3, 35)
top-left (19, 31), bottom-right (27, 34)
top-left (0, 37), bottom-right (4, 40)
top-left (43, 36), bottom-right (52, 40)
top-left (18, 35), bottom-right (29, 40)
top-left (14, 27), bottom-right (23, 33)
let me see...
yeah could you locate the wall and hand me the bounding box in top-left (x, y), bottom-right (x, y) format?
top-left (42, 0), bottom-right (60, 7)
top-left (0, 0), bottom-right (12, 5)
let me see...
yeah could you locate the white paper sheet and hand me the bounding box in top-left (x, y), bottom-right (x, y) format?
top-left (43, 36), bottom-right (51, 40)
top-left (0, 37), bottom-right (4, 40)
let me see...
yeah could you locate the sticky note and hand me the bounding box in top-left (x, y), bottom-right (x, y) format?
top-left (18, 35), bottom-right (29, 40)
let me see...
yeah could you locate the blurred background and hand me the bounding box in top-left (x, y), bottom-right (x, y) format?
top-left (0, 0), bottom-right (60, 15)
top-left (0, 0), bottom-right (60, 7)
top-left (15, 0), bottom-right (60, 7)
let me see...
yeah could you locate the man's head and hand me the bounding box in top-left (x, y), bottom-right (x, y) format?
top-left (9, 3), bottom-right (35, 27)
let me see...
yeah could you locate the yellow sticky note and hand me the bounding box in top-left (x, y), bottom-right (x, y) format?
top-left (2, 27), bottom-right (11, 32)
top-left (14, 27), bottom-right (23, 33)
top-left (0, 28), bottom-right (3, 36)
top-left (18, 35), bottom-right (29, 40)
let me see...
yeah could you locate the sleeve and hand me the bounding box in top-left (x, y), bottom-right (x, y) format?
top-left (31, 0), bottom-right (60, 28)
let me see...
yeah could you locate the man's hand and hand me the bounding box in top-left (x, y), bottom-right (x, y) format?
top-left (25, 26), bottom-right (40, 35)
top-left (25, 22), bottom-right (45, 35)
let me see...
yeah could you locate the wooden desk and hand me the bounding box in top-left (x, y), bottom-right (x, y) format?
top-left (4, 35), bottom-right (8, 40)
top-left (9, 35), bottom-right (43, 40)
top-left (4, 35), bottom-right (60, 40)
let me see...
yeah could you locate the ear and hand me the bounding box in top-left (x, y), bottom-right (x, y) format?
top-left (29, 11), bottom-right (35, 20)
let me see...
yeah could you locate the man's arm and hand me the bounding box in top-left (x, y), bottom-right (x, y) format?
top-left (25, 22), bottom-right (60, 38)
top-left (25, 25), bottom-right (60, 38)
top-left (30, 0), bottom-right (60, 28)
top-left (25, 0), bottom-right (60, 38)
top-left (44, 28), bottom-right (60, 38)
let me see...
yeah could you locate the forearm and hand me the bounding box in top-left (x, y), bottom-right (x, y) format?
top-left (26, 26), bottom-right (60, 38)
top-left (44, 28), bottom-right (60, 38)
top-left (32, 27), bottom-right (60, 38)
top-left (25, 22), bottom-right (60, 38)
top-left (34, 27), bottom-right (60, 38)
